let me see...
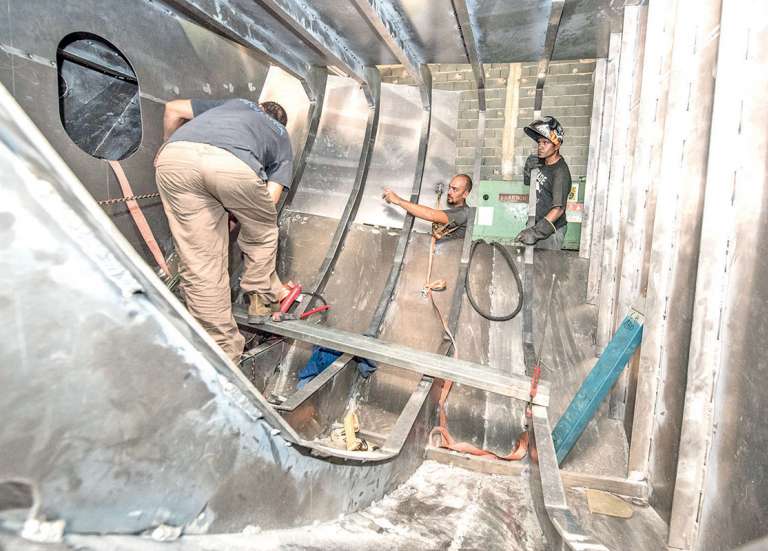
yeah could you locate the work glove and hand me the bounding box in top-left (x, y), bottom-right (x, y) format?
top-left (516, 218), bottom-right (556, 246)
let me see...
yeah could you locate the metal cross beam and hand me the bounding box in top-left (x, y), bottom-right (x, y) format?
top-left (534, 0), bottom-right (565, 117)
top-left (450, 0), bottom-right (485, 111)
top-left (256, 0), bottom-right (374, 104)
top-left (234, 308), bottom-right (550, 406)
top-left (349, 0), bottom-right (429, 108)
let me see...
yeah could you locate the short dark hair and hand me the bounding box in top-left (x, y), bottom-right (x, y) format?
top-left (455, 173), bottom-right (473, 193)
top-left (260, 101), bottom-right (288, 126)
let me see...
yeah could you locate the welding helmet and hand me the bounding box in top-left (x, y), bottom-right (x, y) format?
top-left (524, 116), bottom-right (564, 146)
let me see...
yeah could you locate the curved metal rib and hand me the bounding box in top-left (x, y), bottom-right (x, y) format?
top-left (529, 404), bottom-right (609, 550)
top-left (368, 65), bottom-right (432, 335)
top-left (300, 67), bottom-right (382, 313)
top-left (278, 67), bottom-right (328, 214)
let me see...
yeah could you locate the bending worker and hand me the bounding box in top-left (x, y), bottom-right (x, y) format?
top-left (516, 116), bottom-right (572, 250)
top-left (155, 98), bottom-right (292, 363)
top-left (382, 174), bottom-right (473, 239)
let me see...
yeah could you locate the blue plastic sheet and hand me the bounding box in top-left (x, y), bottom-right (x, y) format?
top-left (297, 346), bottom-right (377, 388)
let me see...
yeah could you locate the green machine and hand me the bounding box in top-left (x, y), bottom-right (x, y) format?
top-left (472, 177), bottom-right (585, 250)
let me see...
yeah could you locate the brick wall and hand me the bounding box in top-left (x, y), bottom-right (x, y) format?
top-left (379, 60), bottom-right (595, 182)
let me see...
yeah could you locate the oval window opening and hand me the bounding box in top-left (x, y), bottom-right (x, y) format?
top-left (57, 33), bottom-right (142, 161)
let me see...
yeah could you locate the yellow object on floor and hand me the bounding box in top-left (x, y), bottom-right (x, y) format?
top-left (344, 412), bottom-right (360, 451)
top-left (586, 489), bottom-right (634, 519)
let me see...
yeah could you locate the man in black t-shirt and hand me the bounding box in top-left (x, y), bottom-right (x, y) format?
top-left (155, 98), bottom-right (292, 362)
top-left (382, 174), bottom-right (472, 239)
top-left (516, 116), bottom-right (572, 250)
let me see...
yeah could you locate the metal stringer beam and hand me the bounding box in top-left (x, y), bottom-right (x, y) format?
top-left (533, 0), bottom-right (565, 117)
top-left (300, 67), bottom-right (382, 314)
top-left (255, 0), bottom-right (375, 104)
top-left (350, 0), bottom-right (429, 108)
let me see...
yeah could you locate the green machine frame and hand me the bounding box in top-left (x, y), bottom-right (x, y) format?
top-left (472, 177), bottom-right (585, 249)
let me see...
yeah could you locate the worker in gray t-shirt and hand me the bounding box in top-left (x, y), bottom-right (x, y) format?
top-left (516, 116), bottom-right (572, 250)
top-left (155, 98), bottom-right (293, 363)
top-left (382, 174), bottom-right (473, 239)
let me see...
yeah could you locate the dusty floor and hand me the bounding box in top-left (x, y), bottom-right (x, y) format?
top-left (1, 459), bottom-right (670, 550)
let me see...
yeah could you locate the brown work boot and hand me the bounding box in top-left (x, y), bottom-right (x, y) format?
top-left (247, 293), bottom-right (279, 323)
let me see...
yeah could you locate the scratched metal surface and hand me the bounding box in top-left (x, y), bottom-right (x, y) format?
top-left (0, 0), bottom-right (270, 268)
top-left (0, 82), bottom-right (434, 535)
top-left (533, 250), bottom-right (629, 477)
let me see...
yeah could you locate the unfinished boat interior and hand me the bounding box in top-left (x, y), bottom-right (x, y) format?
top-left (1, 0), bottom-right (766, 549)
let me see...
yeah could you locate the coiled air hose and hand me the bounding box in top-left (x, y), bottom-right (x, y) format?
top-left (465, 239), bottom-right (524, 321)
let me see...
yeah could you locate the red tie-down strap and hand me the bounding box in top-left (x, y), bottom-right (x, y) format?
top-left (108, 160), bottom-right (169, 277)
top-left (430, 379), bottom-right (529, 461)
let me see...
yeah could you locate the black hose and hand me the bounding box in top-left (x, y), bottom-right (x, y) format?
top-left (465, 239), bottom-right (524, 321)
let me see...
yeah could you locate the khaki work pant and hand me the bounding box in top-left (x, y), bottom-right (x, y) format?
top-left (155, 141), bottom-right (283, 362)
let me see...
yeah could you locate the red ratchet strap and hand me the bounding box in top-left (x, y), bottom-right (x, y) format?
top-left (430, 379), bottom-right (528, 460)
top-left (301, 305), bottom-right (330, 319)
top-left (108, 160), bottom-right (169, 277)
top-left (525, 363), bottom-right (542, 419)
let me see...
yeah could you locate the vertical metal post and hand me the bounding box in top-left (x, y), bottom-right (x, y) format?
top-left (579, 57), bottom-right (607, 259)
top-left (669, 1), bottom-right (764, 548)
top-left (585, 32), bottom-right (621, 305)
top-left (625, 0), bottom-right (680, 480)
top-left (533, 0), bottom-right (565, 119)
top-left (599, 5), bottom-right (648, 418)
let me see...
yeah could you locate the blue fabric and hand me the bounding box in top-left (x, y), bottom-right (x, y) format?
top-left (297, 346), bottom-right (377, 388)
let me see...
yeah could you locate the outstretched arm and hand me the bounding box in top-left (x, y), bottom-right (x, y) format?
top-left (382, 188), bottom-right (449, 225)
top-left (163, 99), bottom-right (194, 140)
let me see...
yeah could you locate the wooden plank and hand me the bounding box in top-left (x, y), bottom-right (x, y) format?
top-left (425, 446), bottom-right (648, 500)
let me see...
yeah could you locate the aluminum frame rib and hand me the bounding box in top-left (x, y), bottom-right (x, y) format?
top-left (278, 67), bottom-right (328, 213)
top-left (348, 0), bottom-right (434, 335)
top-left (298, 67), bottom-right (382, 315)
